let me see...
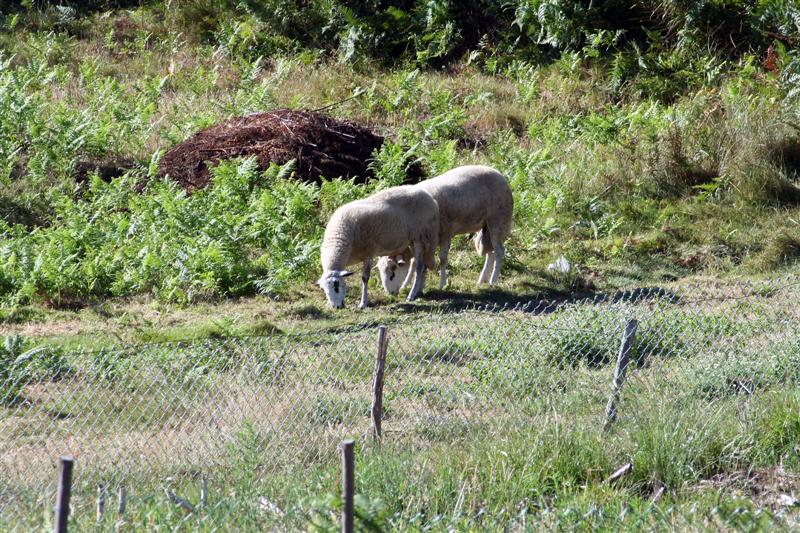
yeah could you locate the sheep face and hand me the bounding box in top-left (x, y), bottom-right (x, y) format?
top-left (317, 270), bottom-right (354, 309)
top-left (377, 255), bottom-right (410, 296)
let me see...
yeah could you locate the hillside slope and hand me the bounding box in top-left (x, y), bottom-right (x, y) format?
top-left (0, 1), bottom-right (799, 313)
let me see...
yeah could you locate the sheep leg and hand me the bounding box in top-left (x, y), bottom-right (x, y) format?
top-left (438, 238), bottom-right (451, 289)
top-left (489, 238), bottom-right (505, 285)
top-left (358, 257), bottom-right (372, 309)
top-left (407, 242), bottom-right (426, 301)
top-left (400, 257), bottom-right (415, 290)
top-left (478, 253), bottom-right (494, 284)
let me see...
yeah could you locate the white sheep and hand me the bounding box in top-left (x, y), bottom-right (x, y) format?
top-left (318, 185), bottom-right (439, 309)
top-left (377, 165), bottom-right (513, 295)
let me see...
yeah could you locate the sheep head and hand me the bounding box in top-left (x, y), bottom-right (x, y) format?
top-left (377, 254), bottom-right (411, 296)
top-left (317, 270), bottom-right (354, 309)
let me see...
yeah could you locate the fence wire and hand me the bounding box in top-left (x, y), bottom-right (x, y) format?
top-left (2, 275), bottom-right (800, 529)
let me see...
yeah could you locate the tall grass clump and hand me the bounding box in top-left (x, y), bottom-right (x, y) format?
top-left (747, 390), bottom-right (800, 468)
top-left (628, 401), bottom-right (743, 491)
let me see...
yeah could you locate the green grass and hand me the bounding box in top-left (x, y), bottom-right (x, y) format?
top-left (5, 290), bottom-right (800, 529)
top-left (3, 2), bottom-right (800, 530)
top-left (5, 402), bottom-right (798, 531)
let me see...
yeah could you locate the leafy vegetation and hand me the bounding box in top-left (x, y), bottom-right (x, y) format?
top-left (2, 4), bottom-right (800, 525)
top-left (0, 1), bottom-right (798, 309)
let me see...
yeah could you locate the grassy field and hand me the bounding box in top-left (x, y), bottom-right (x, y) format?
top-left (3, 277), bottom-right (800, 530)
top-left (3, 1), bottom-right (800, 530)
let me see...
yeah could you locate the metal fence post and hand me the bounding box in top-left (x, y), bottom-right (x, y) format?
top-left (604, 319), bottom-right (639, 430)
top-left (54, 455), bottom-right (74, 533)
top-left (371, 326), bottom-right (388, 440)
top-left (341, 440), bottom-right (355, 533)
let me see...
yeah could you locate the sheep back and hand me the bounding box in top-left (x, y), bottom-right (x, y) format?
top-left (415, 165), bottom-right (513, 242)
top-left (321, 186), bottom-right (439, 270)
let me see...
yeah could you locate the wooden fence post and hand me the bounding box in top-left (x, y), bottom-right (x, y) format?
top-left (604, 319), bottom-right (639, 431)
top-left (117, 484), bottom-right (127, 516)
top-left (96, 483), bottom-right (106, 522)
top-left (371, 326), bottom-right (388, 440)
top-left (200, 475), bottom-right (208, 509)
top-left (341, 440), bottom-right (355, 533)
top-left (54, 455), bottom-right (74, 533)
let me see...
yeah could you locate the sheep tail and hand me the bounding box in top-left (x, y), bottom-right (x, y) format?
top-left (473, 226), bottom-right (493, 256)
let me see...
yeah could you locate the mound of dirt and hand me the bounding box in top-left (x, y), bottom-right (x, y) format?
top-left (157, 109), bottom-right (393, 191)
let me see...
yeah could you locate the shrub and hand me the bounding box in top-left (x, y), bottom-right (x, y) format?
top-left (0, 158), bottom-right (338, 305)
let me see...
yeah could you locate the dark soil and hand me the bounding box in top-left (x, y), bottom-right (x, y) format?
top-left (769, 136), bottom-right (800, 179)
top-left (156, 109), bottom-right (400, 191)
top-left (75, 159), bottom-right (135, 184)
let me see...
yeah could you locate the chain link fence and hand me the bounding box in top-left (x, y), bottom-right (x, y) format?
top-left (2, 275), bottom-right (800, 529)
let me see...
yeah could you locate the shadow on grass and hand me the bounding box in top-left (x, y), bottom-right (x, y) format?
top-left (0, 194), bottom-right (46, 228)
top-left (388, 284), bottom-right (680, 316)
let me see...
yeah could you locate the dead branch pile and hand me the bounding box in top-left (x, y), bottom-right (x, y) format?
top-left (156, 109), bottom-right (388, 191)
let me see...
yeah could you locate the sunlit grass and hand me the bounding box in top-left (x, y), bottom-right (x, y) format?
top-left (4, 295), bottom-right (800, 529)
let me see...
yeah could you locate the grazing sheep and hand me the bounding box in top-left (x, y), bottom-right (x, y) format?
top-left (318, 186), bottom-right (439, 309)
top-left (377, 248), bottom-right (415, 297)
top-left (378, 165), bottom-right (513, 295)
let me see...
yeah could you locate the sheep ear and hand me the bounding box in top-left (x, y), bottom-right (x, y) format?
top-left (339, 270), bottom-right (355, 278)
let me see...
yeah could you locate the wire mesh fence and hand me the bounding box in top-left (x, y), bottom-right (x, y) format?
top-left (2, 275), bottom-right (800, 529)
